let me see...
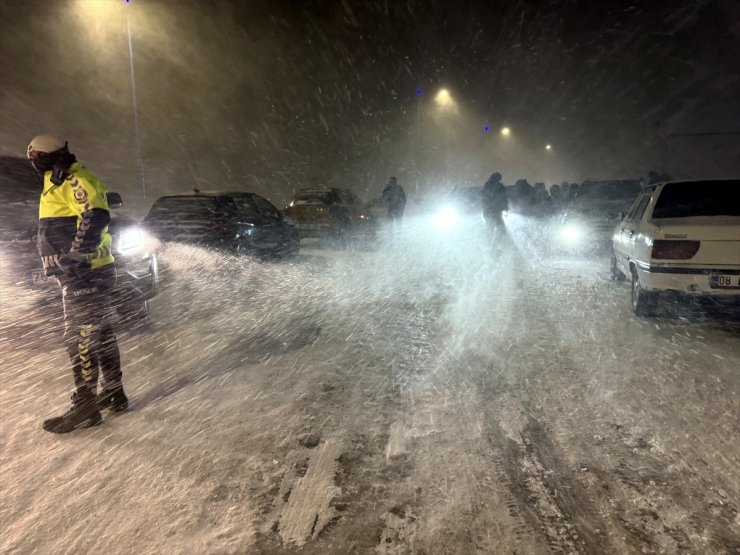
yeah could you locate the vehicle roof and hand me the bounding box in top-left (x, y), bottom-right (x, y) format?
top-left (153, 191), bottom-right (258, 199)
top-left (0, 155), bottom-right (42, 204)
top-left (582, 179), bottom-right (640, 183)
top-left (654, 178), bottom-right (740, 186)
top-left (294, 187), bottom-right (346, 193)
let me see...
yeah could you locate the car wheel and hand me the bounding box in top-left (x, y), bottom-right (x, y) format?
top-left (631, 269), bottom-right (657, 316)
top-left (610, 253), bottom-right (626, 281)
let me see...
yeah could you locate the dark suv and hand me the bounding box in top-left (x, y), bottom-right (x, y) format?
top-left (284, 187), bottom-right (373, 239)
top-left (142, 191), bottom-right (300, 258)
top-left (0, 156), bottom-right (158, 323)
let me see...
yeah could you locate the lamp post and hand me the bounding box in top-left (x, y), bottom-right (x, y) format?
top-left (434, 88), bottom-right (455, 189)
top-left (416, 87), bottom-right (422, 194)
top-left (75, 0), bottom-right (146, 201)
top-left (125, 1), bottom-right (145, 200)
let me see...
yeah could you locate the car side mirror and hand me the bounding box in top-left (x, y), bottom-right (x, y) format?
top-left (617, 211), bottom-right (625, 221)
top-left (107, 192), bottom-right (123, 209)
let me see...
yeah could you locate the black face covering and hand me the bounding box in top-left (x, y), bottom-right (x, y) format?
top-left (30, 145), bottom-right (77, 184)
top-left (31, 151), bottom-right (58, 174)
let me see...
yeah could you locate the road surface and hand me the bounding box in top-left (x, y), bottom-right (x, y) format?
top-left (1, 220), bottom-right (739, 554)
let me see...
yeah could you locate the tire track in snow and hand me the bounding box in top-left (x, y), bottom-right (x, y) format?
top-left (277, 439), bottom-right (344, 547)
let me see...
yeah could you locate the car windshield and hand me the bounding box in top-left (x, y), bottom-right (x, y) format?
top-left (145, 197), bottom-right (220, 220)
top-left (231, 195), bottom-right (262, 218)
top-left (293, 191), bottom-right (336, 205)
top-left (652, 180), bottom-right (740, 218)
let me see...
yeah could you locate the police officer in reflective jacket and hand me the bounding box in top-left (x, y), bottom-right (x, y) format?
top-left (27, 134), bottom-right (128, 433)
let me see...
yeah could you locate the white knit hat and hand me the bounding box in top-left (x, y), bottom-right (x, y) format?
top-left (27, 134), bottom-right (66, 158)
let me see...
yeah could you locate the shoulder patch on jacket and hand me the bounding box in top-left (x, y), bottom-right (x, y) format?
top-left (73, 186), bottom-right (88, 203)
top-left (72, 186), bottom-right (87, 203)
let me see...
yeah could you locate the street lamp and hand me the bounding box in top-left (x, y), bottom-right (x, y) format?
top-left (435, 88), bottom-right (454, 109)
top-left (546, 144), bottom-right (552, 150)
top-left (501, 127), bottom-right (511, 137)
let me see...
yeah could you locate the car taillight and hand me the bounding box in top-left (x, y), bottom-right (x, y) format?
top-left (651, 240), bottom-right (700, 260)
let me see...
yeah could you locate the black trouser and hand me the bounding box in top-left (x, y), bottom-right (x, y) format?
top-left (388, 205), bottom-right (405, 223)
top-left (485, 212), bottom-right (506, 234)
top-left (56, 264), bottom-right (121, 394)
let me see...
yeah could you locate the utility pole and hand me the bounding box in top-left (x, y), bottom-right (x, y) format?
top-left (126, 2), bottom-right (146, 201)
top-left (416, 87), bottom-right (422, 195)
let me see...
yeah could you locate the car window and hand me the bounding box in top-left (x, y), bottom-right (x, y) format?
top-left (231, 195), bottom-right (261, 218)
top-left (629, 193), bottom-right (651, 222)
top-left (293, 191), bottom-right (336, 205)
top-left (145, 197), bottom-right (220, 221)
top-left (253, 195), bottom-right (281, 218)
top-left (651, 180), bottom-right (740, 218)
top-left (333, 190), bottom-right (349, 205)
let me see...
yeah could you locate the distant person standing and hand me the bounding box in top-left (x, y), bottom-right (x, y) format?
top-left (549, 183), bottom-right (564, 214)
top-left (27, 134), bottom-right (127, 433)
top-left (567, 182), bottom-right (580, 203)
top-left (482, 172), bottom-right (508, 234)
top-left (382, 176), bottom-right (406, 225)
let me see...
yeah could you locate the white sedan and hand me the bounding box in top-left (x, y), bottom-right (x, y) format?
top-left (612, 179), bottom-right (740, 316)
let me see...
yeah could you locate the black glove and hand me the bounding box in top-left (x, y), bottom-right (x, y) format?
top-left (44, 251), bottom-right (89, 276)
top-left (59, 250), bottom-right (89, 273)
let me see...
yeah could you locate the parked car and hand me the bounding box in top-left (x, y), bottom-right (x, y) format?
top-left (612, 179), bottom-right (740, 315)
top-left (284, 187), bottom-right (373, 240)
top-left (558, 179), bottom-right (643, 253)
top-left (142, 191), bottom-right (300, 258)
top-left (364, 197), bottom-right (389, 224)
top-left (0, 156), bottom-right (157, 322)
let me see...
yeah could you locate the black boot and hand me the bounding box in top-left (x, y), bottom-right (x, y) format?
top-left (97, 386), bottom-right (129, 412)
top-left (43, 389), bottom-right (102, 433)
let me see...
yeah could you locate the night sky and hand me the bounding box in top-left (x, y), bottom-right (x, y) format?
top-left (1, 0), bottom-right (739, 214)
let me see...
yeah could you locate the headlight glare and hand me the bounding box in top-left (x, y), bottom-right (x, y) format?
top-left (118, 227), bottom-right (144, 253)
top-left (434, 205), bottom-right (460, 229)
top-left (560, 223), bottom-right (583, 243)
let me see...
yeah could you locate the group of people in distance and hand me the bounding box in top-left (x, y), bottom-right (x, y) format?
top-left (483, 172), bottom-right (581, 222)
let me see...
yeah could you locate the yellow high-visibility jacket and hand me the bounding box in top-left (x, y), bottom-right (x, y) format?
top-left (38, 162), bottom-right (114, 274)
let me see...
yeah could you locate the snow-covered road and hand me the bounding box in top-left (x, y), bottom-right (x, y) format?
top-left (2, 220), bottom-right (739, 554)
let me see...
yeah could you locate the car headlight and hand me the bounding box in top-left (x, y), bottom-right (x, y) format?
top-left (118, 227), bottom-right (145, 253)
top-left (433, 205), bottom-right (460, 229)
top-left (560, 222), bottom-right (584, 243)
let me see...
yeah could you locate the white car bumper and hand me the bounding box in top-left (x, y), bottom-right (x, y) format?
top-left (637, 263), bottom-right (740, 297)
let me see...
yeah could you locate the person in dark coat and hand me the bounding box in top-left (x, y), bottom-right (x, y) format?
top-left (482, 172), bottom-right (508, 234)
top-left (382, 176), bottom-right (406, 225)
